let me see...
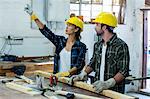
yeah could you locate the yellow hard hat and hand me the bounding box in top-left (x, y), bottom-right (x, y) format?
top-left (93, 12), bottom-right (117, 27)
top-left (66, 17), bottom-right (84, 31)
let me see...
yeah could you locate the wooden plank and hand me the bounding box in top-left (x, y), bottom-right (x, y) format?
top-left (6, 82), bottom-right (42, 96)
top-left (34, 70), bottom-right (135, 99)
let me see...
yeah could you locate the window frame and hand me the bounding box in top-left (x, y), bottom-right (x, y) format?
top-left (70, 0), bottom-right (126, 24)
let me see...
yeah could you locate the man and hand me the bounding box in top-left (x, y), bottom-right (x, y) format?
top-left (69, 12), bottom-right (130, 93)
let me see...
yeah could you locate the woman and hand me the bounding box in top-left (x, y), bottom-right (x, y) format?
top-left (25, 5), bottom-right (87, 77)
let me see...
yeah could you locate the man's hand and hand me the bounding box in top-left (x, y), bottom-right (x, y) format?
top-left (68, 71), bottom-right (87, 85)
top-left (92, 78), bottom-right (116, 93)
top-left (55, 71), bottom-right (70, 77)
top-left (24, 4), bottom-right (33, 15)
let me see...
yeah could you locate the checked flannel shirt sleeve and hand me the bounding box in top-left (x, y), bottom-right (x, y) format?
top-left (117, 43), bottom-right (130, 77)
top-left (74, 44), bottom-right (87, 71)
top-left (39, 25), bottom-right (65, 48)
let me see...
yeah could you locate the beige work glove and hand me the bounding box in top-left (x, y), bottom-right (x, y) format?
top-left (92, 78), bottom-right (116, 93)
top-left (24, 4), bottom-right (38, 20)
top-left (68, 71), bottom-right (87, 85)
top-left (55, 71), bottom-right (70, 77)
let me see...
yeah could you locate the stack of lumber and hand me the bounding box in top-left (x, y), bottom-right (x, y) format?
top-left (0, 61), bottom-right (54, 77)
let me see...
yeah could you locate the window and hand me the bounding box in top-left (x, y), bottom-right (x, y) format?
top-left (70, 0), bottom-right (126, 24)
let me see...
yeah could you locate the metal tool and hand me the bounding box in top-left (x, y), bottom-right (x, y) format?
top-left (11, 65), bottom-right (26, 76)
top-left (49, 75), bottom-right (58, 87)
top-left (125, 76), bottom-right (150, 84)
top-left (1, 79), bottom-right (13, 84)
top-left (11, 65), bottom-right (34, 84)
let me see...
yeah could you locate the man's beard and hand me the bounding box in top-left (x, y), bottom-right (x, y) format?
top-left (96, 29), bottom-right (104, 36)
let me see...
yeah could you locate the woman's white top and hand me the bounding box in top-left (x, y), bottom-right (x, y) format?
top-left (59, 48), bottom-right (71, 72)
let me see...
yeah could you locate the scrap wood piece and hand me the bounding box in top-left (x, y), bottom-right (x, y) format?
top-left (34, 71), bottom-right (135, 99)
top-left (6, 82), bottom-right (41, 96)
top-left (55, 90), bottom-right (102, 99)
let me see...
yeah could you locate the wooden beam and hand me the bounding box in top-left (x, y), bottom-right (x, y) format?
top-left (34, 70), bottom-right (136, 99)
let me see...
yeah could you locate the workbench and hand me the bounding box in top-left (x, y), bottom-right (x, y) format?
top-left (0, 78), bottom-right (109, 99)
top-left (0, 69), bottom-right (136, 99)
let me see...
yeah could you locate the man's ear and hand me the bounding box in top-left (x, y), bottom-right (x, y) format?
top-left (102, 25), bottom-right (107, 30)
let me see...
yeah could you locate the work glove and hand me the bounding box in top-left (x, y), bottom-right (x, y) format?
top-left (55, 71), bottom-right (70, 77)
top-left (24, 4), bottom-right (38, 20)
top-left (36, 76), bottom-right (45, 89)
top-left (68, 71), bottom-right (87, 85)
top-left (92, 78), bottom-right (116, 93)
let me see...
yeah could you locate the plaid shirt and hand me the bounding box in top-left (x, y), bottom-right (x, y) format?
top-left (39, 25), bottom-right (87, 74)
top-left (88, 33), bottom-right (130, 93)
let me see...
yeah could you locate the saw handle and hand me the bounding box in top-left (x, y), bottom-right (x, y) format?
top-left (49, 75), bottom-right (58, 87)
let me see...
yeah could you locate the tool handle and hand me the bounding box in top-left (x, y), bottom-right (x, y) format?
top-left (53, 76), bottom-right (58, 86)
top-left (49, 75), bottom-right (53, 87)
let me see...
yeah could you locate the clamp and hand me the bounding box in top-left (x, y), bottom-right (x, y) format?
top-left (49, 75), bottom-right (58, 87)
